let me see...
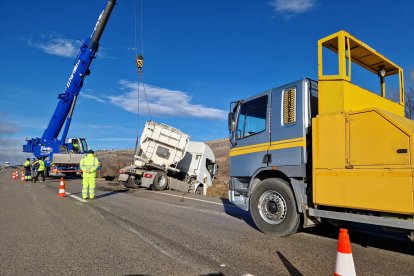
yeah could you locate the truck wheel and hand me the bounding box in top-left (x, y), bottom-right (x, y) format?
top-left (126, 176), bottom-right (139, 189)
top-left (196, 185), bottom-right (203, 195)
top-left (152, 172), bottom-right (168, 191)
top-left (250, 178), bottom-right (301, 236)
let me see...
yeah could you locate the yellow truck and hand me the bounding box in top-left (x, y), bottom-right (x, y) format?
top-left (228, 30), bottom-right (414, 238)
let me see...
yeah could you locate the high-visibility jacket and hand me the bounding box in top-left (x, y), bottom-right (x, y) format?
top-left (80, 154), bottom-right (99, 178)
top-left (37, 160), bottom-right (45, 171)
top-left (23, 160), bottom-right (31, 167)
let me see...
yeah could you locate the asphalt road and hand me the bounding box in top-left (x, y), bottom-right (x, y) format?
top-left (0, 168), bottom-right (413, 276)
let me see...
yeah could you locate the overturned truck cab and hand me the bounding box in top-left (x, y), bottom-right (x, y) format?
top-left (118, 121), bottom-right (217, 195)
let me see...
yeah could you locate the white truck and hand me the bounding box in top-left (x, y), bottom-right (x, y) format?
top-left (118, 121), bottom-right (217, 195)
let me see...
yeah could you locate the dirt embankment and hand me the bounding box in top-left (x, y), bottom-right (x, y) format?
top-left (97, 139), bottom-right (230, 198)
top-left (96, 150), bottom-right (134, 179)
top-left (205, 139), bottom-right (230, 198)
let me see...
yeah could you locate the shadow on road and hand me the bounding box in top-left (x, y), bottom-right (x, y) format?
top-left (219, 193), bottom-right (413, 255)
top-left (303, 223), bottom-right (414, 255)
top-left (276, 251), bottom-right (304, 276)
top-left (220, 198), bottom-right (260, 232)
top-left (94, 190), bottom-right (129, 199)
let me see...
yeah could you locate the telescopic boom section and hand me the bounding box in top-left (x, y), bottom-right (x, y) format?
top-left (40, 0), bottom-right (116, 143)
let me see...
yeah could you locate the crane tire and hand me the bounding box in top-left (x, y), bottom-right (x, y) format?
top-left (152, 171), bottom-right (168, 191)
top-left (250, 178), bottom-right (301, 236)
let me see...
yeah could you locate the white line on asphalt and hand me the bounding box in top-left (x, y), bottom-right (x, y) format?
top-left (65, 192), bottom-right (87, 203)
top-left (124, 224), bottom-right (174, 259)
top-left (149, 191), bottom-right (237, 208)
top-left (85, 204), bottom-right (105, 219)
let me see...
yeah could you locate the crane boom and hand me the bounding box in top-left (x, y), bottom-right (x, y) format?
top-left (23, 0), bottom-right (116, 172)
top-left (42, 0), bottom-right (116, 142)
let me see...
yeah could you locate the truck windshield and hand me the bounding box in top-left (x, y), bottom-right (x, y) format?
top-left (206, 159), bottom-right (215, 177)
top-left (80, 139), bottom-right (88, 152)
top-left (236, 95), bottom-right (268, 139)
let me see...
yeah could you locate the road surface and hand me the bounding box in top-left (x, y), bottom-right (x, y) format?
top-left (0, 168), bottom-right (413, 275)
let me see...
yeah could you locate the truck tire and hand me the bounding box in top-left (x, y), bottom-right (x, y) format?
top-left (126, 176), bottom-right (139, 189)
top-left (152, 172), bottom-right (168, 191)
top-left (250, 178), bottom-right (301, 236)
top-left (196, 185), bottom-right (203, 195)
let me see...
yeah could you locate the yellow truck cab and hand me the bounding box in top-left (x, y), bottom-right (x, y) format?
top-left (228, 30), bottom-right (414, 238)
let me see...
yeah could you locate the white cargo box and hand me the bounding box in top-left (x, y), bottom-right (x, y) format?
top-left (135, 121), bottom-right (189, 168)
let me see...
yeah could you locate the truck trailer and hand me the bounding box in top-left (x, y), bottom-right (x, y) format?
top-left (228, 30), bottom-right (414, 239)
top-left (118, 121), bottom-right (217, 195)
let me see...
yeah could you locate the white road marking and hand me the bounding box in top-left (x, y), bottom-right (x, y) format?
top-left (65, 192), bottom-right (87, 203)
top-left (85, 204), bottom-right (105, 219)
top-left (100, 206), bottom-right (181, 262)
top-left (124, 224), bottom-right (174, 259)
top-left (100, 206), bottom-right (112, 213)
top-left (148, 191), bottom-right (237, 208)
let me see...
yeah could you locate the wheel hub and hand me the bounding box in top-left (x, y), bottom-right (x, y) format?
top-left (158, 175), bottom-right (166, 186)
top-left (267, 201), bottom-right (278, 214)
top-left (258, 191), bottom-right (287, 225)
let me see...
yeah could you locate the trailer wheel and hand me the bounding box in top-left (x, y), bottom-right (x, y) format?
top-left (126, 176), bottom-right (139, 189)
top-left (152, 172), bottom-right (168, 191)
top-left (250, 178), bottom-right (301, 236)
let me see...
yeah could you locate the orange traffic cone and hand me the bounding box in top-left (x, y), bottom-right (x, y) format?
top-left (58, 177), bottom-right (66, 197)
top-left (13, 170), bottom-right (18, 180)
top-left (334, 228), bottom-right (356, 276)
top-left (21, 171), bottom-right (25, 181)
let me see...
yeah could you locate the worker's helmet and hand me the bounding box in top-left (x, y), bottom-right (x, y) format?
top-left (26, 158), bottom-right (30, 161)
top-left (88, 150), bottom-right (94, 154)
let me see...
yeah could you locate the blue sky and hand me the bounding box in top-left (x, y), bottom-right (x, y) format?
top-left (1, 0), bottom-right (413, 164)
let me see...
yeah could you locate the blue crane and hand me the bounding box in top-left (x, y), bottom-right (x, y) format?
top-left (23, 0), bottom-right (116, 174)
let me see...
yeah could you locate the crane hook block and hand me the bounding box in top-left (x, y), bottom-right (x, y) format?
top-left (136, 54), bottom-right (144, 73)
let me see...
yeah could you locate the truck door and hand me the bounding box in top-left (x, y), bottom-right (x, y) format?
top-left (230, 93), bottom-right (271, 177)
top-left (268, 80), bottom-right (308, 173)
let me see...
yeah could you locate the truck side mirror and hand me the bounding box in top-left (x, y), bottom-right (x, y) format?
top-left (228, 112), bottom-right (236, 132)
top-left (214, 164), bottom-right (218, 177)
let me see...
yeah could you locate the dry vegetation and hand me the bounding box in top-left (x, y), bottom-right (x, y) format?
top-left (96, 150), bottom-right (134, 179)
top-left (97, 139), bottom-right (230, 198)
top-left (205, 139), bottom-right (230, 198)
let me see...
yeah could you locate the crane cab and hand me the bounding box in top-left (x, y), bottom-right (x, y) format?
top-left (66, 138), bottom-right (89, 154)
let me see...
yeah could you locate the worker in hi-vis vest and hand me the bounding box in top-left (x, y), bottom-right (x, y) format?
top-left (80, 150), bottom-right (99, 199)
top-left (32, 157), bottom-right (45, 183)
top-left (23, 158), bottom-right (32, 181)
